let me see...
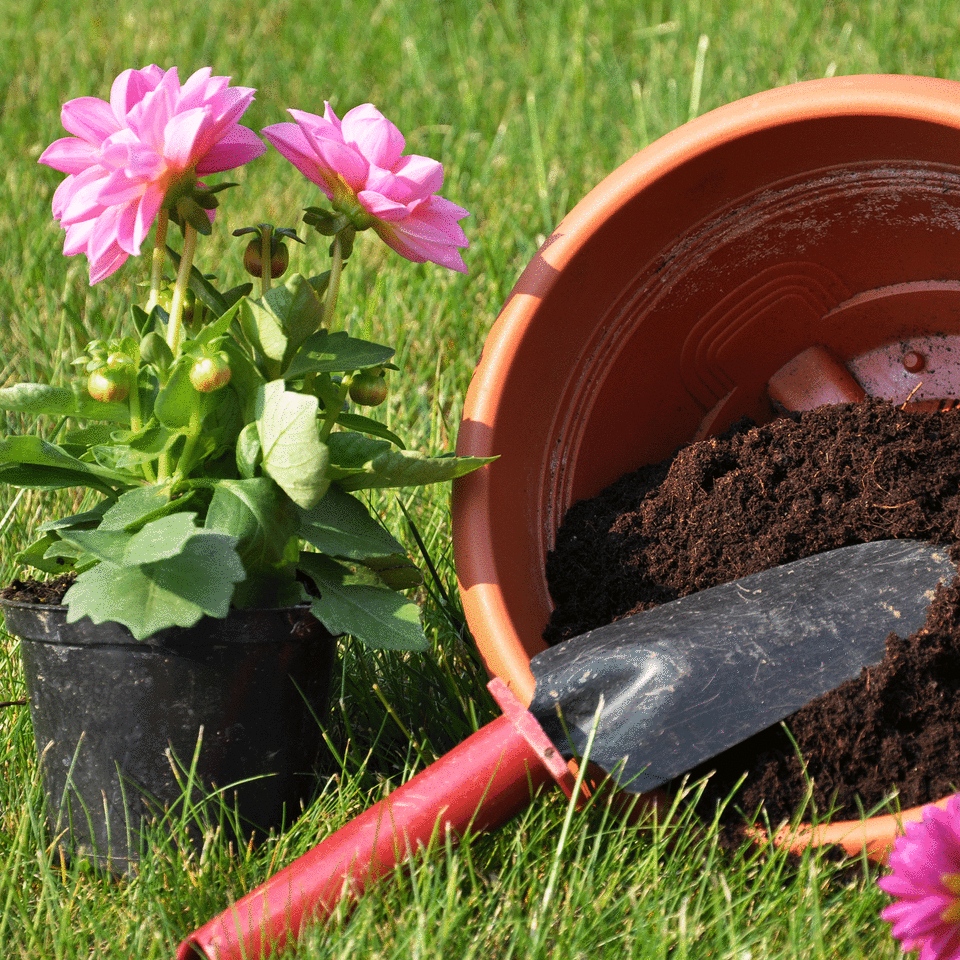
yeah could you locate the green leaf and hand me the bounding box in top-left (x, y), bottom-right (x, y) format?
top-left (193, 300), bottom-right (242, 348)
top-left (359, 553), bottom-right (423, 590)
top-left (256, 381), bottom-right (330, 508)
top-left (298, 486), bottom-right (406, 559)
top-left (327, 432), bottom-right (393, 470)
top-left (63, 530), bottom-right (246, 640)
top-left (205, 478), bottom-right (299, 570)
top-left (121, 422), bottom-right (178, 459)
top-left (155, 363), bottom-right (199, 429)
top-left (59, 511), bottom-right (201, 565)
top-left (283, 330), bottom-right (394, 380)
top-left (16, 533), bottom-right (75, 575)
top-left (61, 424), bottom-right (118, 451)
top-left (236, 422), bottom-right (261, 478)
top-left (298, 553), bottom-right (426, 651)
top-left (304, 272), bottom-right (331, 302)
top-left (269, 274), bottom-right (324, 357)
top-left (336, 450), bottom-right (496, 491)
top-left (130, 304), bottom-right (153, 337)
top-left (334, 413), bottom-right (406, 449)
top-left (220, 340), bottom-right (266, 422)
top-left (97, 486), bottom-right (196, 532)
top-left (40, 506), bottom-right (108, 533)
top-left (239, 296), bottom-right (288, 364)
top-left (0, 383), bottom-right (129, 423)
top-left (0, 436), bottom-right (123, 494)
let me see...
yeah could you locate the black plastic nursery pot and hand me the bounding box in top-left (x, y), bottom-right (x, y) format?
top-left (0, 600), bottom-right (336, 873)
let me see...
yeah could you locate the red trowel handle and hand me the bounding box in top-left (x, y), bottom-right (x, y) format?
top-left (177, 679), bottom-right (574, 960)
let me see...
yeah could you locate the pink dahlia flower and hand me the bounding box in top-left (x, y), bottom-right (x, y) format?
top-left (39, 66), bottom-right (266, 283)
top-left (880, 793), bottom-right (960, 960)
top-left (262, 103), bottom-right (469, 272)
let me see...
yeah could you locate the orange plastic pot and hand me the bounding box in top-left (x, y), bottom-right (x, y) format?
top-left (453, 74), bottom-right (960, 862)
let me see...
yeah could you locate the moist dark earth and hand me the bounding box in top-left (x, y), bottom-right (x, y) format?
top-left (544, 398), bottom-right (960, 837)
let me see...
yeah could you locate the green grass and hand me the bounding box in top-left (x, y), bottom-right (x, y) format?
top-left (0, 0), bottom-right (956, 955)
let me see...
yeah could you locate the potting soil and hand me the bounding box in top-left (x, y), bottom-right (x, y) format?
top-left (544, 398), bottom-right (960, 835)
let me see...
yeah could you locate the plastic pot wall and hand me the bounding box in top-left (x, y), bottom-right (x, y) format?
top-left (2, 601), bottom-right (336, 873)
top-left (452, 74), bottom-right (960, 859)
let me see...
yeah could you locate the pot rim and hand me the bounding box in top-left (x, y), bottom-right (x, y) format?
top-left (0, 596), bottom-right (313, 614)
top-left (0, 596), bottom-right (327, 649)
top-left (452, 73), bottom-right (960, 860)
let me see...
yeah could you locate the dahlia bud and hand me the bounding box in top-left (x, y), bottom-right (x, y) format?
top-left (189, 353), bottom-right (232, 393)
top-left (242, 235), bottom-right (289, 279)
top-left (348, 369), bottom-right (388, 407)
top-left (87, 368), bottom-right (129, 403)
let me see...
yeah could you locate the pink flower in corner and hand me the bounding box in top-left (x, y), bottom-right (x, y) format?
top-left (879, 793), bottom-right (960, 960)
top-left (39, 66), bottom-right (266, 283)
top-left (262, 103), bottom-right (469, 272)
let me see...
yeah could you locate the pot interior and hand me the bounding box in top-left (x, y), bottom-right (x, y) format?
top-left (453, 75), bottom-right (960, 700)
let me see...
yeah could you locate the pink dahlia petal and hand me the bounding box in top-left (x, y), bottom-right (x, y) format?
top-left (405, 195), bottom-right (469, 242)
top-left (357, 190), bottom-right (411, 221)
top-left (60, 97), bottom-right (120, 145)
top-left (363, 160), bottom-right (444, 206)
top-left (177, 67), bottom-right (217, 106)
top-left (114, 200), bottom-right (143, 256)
top-left (61, 218), bottom-right (95, 256)
top-left (310, 138), bottom-right (368, 193)
top-left (287, 110), bottom-right (369, 190)
top-left (110, 66), bottom-right (164, 120)
top-left (880, 873), bottom-right (929, 899)
top-left (86, 210), bottom-right (129, 281)
top-left (260, 123), bottom-right (334, 195)
top-left (203, 84), bottom-right (257, 130)
top-left (38, 137), bottom-right (100, 175)
top-left (321, 101), bottom-right (341, 126)
top-left (88, 243), bottom-right (128, 284)
top-left (162, 106), bottom-right (209, 168)
top-left (96, 166), bottom-right (149, 207)
top-left (375, 222), bottom-right (467, 273)
top-left (263, 118), bottom-right (367, 197)
top-left (287, 108), bottom-right (343, 143)
top-left (926, 928), bottom-right (960, 960)
top-left (59, 166), bottom-right (111, 224)
top-left (340, 104), bottom-right (405, 170)
top-left (130, 186), bottom-right (165, 253)
top-left (127, 69), bottom-right (181, 149)
top-left (196, 126), bottom-right (266, 174)
top-left (389, 154), bottom-right (445, 199)
top-left (51, 175), bottom-right (77, 219)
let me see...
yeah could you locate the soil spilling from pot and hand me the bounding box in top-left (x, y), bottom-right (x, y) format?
top-left (544, 398), bottom-right (960, 838)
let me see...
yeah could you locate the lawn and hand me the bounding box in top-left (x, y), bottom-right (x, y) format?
top-left (1, 0), bottom-right (957, 955)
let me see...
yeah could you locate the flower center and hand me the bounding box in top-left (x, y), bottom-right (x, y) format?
top-left (941, 873), bottom-right (960, 923)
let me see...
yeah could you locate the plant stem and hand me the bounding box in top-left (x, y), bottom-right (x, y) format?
top-left (166, 223), bottom-right (198, 356)
top-left (316, 232), bottom-right (348, 442)
top-left (145, 211), bottom-right (169, 313)
top-left (173, 394), bottom-right (205, 485)
top-left (321, 233), bottom-right (343, 331)
top-left (260, 224), bottom-right (272, 297)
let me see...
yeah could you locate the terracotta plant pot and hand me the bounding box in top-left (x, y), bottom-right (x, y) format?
top-left (452, 74), bottom-right (960, 861)
top-left (1, 599), bottom-right (336, 873)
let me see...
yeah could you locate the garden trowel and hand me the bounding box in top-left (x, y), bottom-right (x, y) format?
top-left (178, 538), bottom-right (954, 960)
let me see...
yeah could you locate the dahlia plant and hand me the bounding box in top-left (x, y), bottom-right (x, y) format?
top-left (0, 65), bottom-right (486, 646)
